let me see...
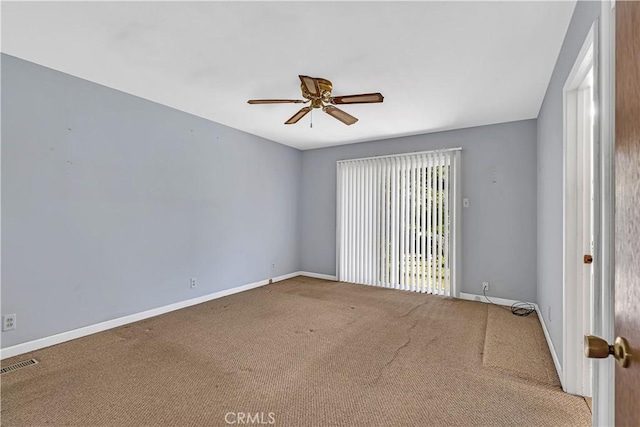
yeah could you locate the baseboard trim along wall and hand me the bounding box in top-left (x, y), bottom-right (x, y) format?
top-left (533, 303), bottom-right (563, 386)
top-left (298, 271), bottom-right (338, 281)
top-left (458, 292), bottom-right (524, 307)
top-left (0, 271), bottom-right (315, 360)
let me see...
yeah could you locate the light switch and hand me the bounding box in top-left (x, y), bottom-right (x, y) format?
top-left (463, 198), bottom-right (469, 208)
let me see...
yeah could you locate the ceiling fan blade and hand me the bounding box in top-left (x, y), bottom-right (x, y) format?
top-left (248, 99), bottom-right (305, 104)
top-left (324, 105), bottom-right (358, 125)
top-left (330, 93), bottom-right (384, 105)
top-left (284, 106), bottom-right (312, 125)
top-left (299, 75), bottom-right (320, 97)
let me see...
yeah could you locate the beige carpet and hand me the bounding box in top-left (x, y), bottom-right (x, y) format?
top-left (1, 277), bottom-right (591, 426)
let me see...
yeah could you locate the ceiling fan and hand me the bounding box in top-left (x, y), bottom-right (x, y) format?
top-left (247, 75), bottom-right (384, 126)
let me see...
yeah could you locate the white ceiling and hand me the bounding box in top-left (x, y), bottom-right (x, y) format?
top-left (1, 1), bottom-right (576, 150)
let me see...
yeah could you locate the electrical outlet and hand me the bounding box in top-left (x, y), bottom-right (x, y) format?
top-left (190, 278), bottom-right (197, 289)
top-left (482, 282), bottom-right (489, 292)
top-left (463, 198), bottom-right (470, 208)
top-left (3, 314), bottom-right (16, 331)
top-left (271, 263), bottom-right (275, 270)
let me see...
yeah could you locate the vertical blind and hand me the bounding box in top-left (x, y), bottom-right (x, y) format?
top-left (336, 149), bottom-right (460, 296)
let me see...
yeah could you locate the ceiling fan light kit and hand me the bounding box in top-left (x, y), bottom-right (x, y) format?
top-left (248, 75), bottom-right (384, 126)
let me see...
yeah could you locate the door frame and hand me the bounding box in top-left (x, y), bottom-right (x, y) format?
top-left (593, 1), bottom-right (616, 426)
top-left (562, 6), bottom-right (616, 424)
top-left (563, 22), bottom-right (597, 397)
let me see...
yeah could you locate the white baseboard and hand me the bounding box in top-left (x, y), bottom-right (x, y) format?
top-left (459, 292), bottom-right (523, 307)
top-left (533, 303), bottom-right (563, 386)
top-left (0, 271), bottom-right (300, 360)
top-left (272, 271), bottom-right (302, 282)
top-left (298, 271), bottom-right (338, 281)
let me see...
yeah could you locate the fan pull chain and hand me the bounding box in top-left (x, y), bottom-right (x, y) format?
top-left (310, 109), bottom-right (313, 128)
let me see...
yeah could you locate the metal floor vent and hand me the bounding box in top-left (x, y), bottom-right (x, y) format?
top-left (1, 359), bottom-right (38, 374)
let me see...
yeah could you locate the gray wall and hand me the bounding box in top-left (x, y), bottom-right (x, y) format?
top-left (1, 54), bottom-right (302, 348)
top-left (301, 120), bottom-right (538, 303)
top-left (536, 0), bottom-right (601, 367)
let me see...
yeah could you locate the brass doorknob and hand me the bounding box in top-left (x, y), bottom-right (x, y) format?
top-left (584, 335), bottom-right (632, 368)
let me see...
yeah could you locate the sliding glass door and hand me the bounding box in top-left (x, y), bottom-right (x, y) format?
top-left (337, 149), bottom-right (461, 297)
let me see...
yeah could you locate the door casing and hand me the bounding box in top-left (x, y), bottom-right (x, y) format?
top-left (563, 23), bottom-right (598, 398)
top-left (592, 2), bottom-right (616, 425)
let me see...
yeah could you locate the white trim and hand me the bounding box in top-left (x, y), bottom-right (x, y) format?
top-left (563, 23), bottom-right (597, 397)
top-left (298, 271), bottom-right (338, 281)
top-left (458, 292), bottom-right (523, 308)
top-left (0, 271), bottom-right (302, 360)
top-left (593, 3), bottom-right (616, 426)
top-left (272, 272), bottom-right (304, 282)
top-left (534, 303), bottom-right (564, 385)
top-left (336, 163), bottom-right (341, 283)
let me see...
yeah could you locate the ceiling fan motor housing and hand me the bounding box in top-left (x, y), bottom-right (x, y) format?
top-left (301, 78), bottom-right (333, 108)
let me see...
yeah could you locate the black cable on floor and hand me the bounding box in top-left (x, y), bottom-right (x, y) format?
top-left (483, 288), bottom-right (535, 317)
